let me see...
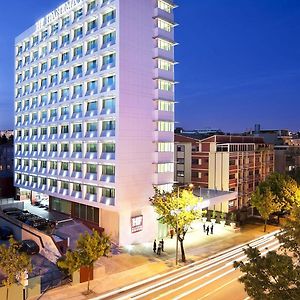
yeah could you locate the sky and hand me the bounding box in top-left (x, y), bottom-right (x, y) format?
top-left (0, 0), bottom-right (300, 132)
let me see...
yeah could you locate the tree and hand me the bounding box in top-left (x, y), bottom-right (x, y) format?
top-left (251, 186), bottom-right (281, 232)
top-left (150, 187), bottom-right (201, 263)
top-left (264, 173), bottom-right (300, 210)
top-left (0, 238), bottom-right (32, 300)
top-left (57, 230), bottom-right (110, 295)
top-left (234, 206), bottom-right (300, 299)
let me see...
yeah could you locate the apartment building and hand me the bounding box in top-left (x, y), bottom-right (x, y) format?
top-left (175, 134), bottom-right (274, 210)
top-left (14, 0), bottom-right (176, 245)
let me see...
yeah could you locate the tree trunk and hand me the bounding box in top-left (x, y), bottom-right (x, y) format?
top-left (179, 239), bottom-right (186, 263)
top-left (6, 286), bottom-right (8, 300)
top-left (264, 219), bottom-right (267, 232)
top-left (87, 265), bottom-right (91, 294)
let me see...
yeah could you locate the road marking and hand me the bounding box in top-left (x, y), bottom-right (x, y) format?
top-left (197, 275), bottom-right (242, 299)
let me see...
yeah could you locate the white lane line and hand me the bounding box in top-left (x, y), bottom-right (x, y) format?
top-left (93, 231), bottom-right (280, 300)
top-left (197, 276), bottom-right (242, 299)
top-left (129, 239), bottom-right (278, 300)
top-left (174, 243), bottom-right (280, 300)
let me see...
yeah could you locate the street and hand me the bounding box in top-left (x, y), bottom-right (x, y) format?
top-left (95, 230), bottom-right (280, 300)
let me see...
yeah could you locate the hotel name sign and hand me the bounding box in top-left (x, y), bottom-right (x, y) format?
top-left (36, 0), bottom-right (83, 31)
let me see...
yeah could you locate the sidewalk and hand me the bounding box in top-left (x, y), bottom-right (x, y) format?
top-left (34, 223), bottom-right (279, 300)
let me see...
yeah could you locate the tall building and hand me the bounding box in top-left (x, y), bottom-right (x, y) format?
top-left (14, 0), bottom-right (176, 245)
top-left (175, 134), bottom-right (274, 210)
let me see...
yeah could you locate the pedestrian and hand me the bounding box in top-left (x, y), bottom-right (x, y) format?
top-left (153, 239), bottom-right (157, 253)
top-left (203, 223), bottom-right (206, 233)
top-left (170, 229), bottom-right (174, 239)
top-left (157, 243), bottom-right (161, 255)
top-left (161, 239), bottom-right (164, 252)
top-left (206, 226), bottom-right (209, 235)
top-left (210, 224), bottom-right (214, 235)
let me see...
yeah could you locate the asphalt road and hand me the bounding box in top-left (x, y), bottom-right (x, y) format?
top-left (95, 230), bottom-right (281, 300)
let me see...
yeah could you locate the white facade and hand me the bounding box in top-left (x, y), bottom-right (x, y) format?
top-left (14, 0), bottom-right (176, 245)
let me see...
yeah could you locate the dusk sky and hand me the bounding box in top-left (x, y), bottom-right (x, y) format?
top-left (1, 0), bottom-right (300, 132)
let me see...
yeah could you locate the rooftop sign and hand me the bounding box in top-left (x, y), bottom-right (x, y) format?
top-left (35, 0), bottom-right (83, 31)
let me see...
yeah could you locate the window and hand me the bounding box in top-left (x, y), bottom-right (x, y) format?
top-left (87, 80), bottom-right (98, 94)
top-left (158, 0), bottom-right (172, 13)
top-left (103, 98), bottom-right (115, 110)
top-left (32, 160), bottom-right (38, 167)
top-left (87, 122), bottom-right (97, 132)
top-left (32, 128), bottom-right (38, 136)
top-left (87, 60), bottom-right (97, 74)
top-left (102, 75), bottom-right (115, 90)
top-left (50, 144), bottom-right (57, 152)
top-left (61, 181), bottom-right (69, 190)
top-left (103, 143), bottom-right (115, 153)
top-left (73, 103), bottom-right (82, 114)
top-left (73, 163), bottom-right (82, 172)
top-left (73, 27), bottom-right (83, 40)
top-left (102, 188), bottom-right (115, 198)
top-left (158, 58), bottom-right (172, 71)
top-left (41, 62), bottom-right (47, 73)
top-left (73, 143), bottom-right (82, 152)
top-left (73, 65), bottom-right (83, 77)
top-left (73, 124), bottom-right (82, 133)
top-left (157, 163), bottom-right (173, 173)
top-left (50, 109), bottom-right (57, 118)
top-left (61, 70), bottom-right (70, 82)
top-left (50, 126), bottom-right (58, 134)
top-left (158, 79), bottom-right (173, 91)
top-left (61, 162), bottom-right (69, 171)
top-left (61, 125), bottom-right (69, 134)
top-left (73, 183), bottom-right (82, 192)
top-left (61, 106), bottom-right (69, 116)
top-left (87, 185), bottom-right (97, 195)
top-left (87, 0), bottom-right (97, 13)
top-left (51, 23), bottom-right (59, 34)
top-left (102, 53), bottom-right (115, 67)
top-left (73, 85), bottom-right (83, 97)
top-left (41, 127), bottom-right (47, 135)
top-left (158, 38), bottom-right (172, 51)
top-left (87, 19), bottom-right (98, 32)
top-left (41, 144), bottom-right (47, 152)
top-left (61, 52), bottom-right (69, 64)
top-left (102, 165), bottom-right (115, 175)
top-left (41, 46), bottom-right (47, 57)
top-left (62, 34), bottom-right (70, 46)
top-left (87, 164), bottom-right (97, 174)
top-left (41, 110), bottom-right (47, 119)
top-left (158, 142), bottom-right (174, 152)
top-left (50, 57), bottom-right (58, 69)
top-left (158, 100), bottom-right (174, 112)
top-left (103, 10), bottom-right (116, 25)
top-left (74, 8), bottom-right (83, 20)
top-left (158, 121), bottom-right (174, 132)
top-left (103, 31), bottom-right (116, 46)
top-left (50, 179), bottom-right (57, 187)
top-left (62, 16), bottom-right (70, 27)
top-left (50, 40), bottom-right (58, 52)
top-left (87, 39), bottom-right (98, 53)
top-left (61, 143), bottom-right (69, 152)
top-left (50, 74), bottom-right (58, 86)
top-left (177, 171), bottom-right (184, 177)
top-left (87, 143), bottom-right (97, 152)
top-left (73, 45), bottom-right (83, 58)
top-left (102, 120), bottom-right (115, 130)
top-left (41, 160), bottom-right (47, 169)
top-left (61, 88), bottom-right (70, 99)
top-left (158, 19), bottom-right (172, 32)
top-left (84, 102), bottom-right (96, 114)
top-left (41, 30), bottom-right (48, 40)
top-left (41, 177), bottom-right (47, 185)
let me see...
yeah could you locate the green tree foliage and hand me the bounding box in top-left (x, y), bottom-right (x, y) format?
top-left (251, 186), bottom-right (281, 232)
top-left (289, 167), bottom-right (300, 185)
top-left (0, 238), bottom-right (32, 300)
top-left (150, 187), bottom-right (201, 262)
top-left (234, 206), bottom-right (300, 299)
top-left (263, 173), bottom-right (300, 209)
top-left (57, 230), bottom-right (110, 295)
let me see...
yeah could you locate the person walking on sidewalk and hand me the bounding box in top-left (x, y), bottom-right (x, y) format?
top-left (157, 242), bottom-right (162, 255)
top-left (206, 226), bottom-right (209, 235)
top-left (153, 239), bottom-right (157, 253)
top-left (203, 223), bottom-right (206, 233)
top-left (161, 239), bottom-right (164, 252)
top-left (210, 224), bottom-right (214, 235)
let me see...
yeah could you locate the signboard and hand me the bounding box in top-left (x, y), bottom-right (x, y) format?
top-left (36, 0), bottom-right (83, 31)
top-left (131, 215), bottom-right (143, 234)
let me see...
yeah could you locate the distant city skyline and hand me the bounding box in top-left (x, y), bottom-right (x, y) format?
top-left (1, 0), bottom-right (300, 131)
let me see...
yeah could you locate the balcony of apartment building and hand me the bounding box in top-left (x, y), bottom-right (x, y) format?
top-left (154, 78), bottom-right (175, 101)
top-left (154, 1), bottom-right (175, 23)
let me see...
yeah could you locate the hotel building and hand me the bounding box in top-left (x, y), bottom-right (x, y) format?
top-left (14, 0), bottom-right (176, 245)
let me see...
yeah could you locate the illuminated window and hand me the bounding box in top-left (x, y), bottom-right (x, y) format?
top-left (158, 142), bottom-right (174, 152)
top-left (158, 79), bottom-right (173, 91)
top-left (158, 19), bottom-right (172, 32)
top-left (158, 58), bottom-right (172, 71)
top-left (158, 39), bottom-right (172, 51)
top-left (158, 100), bottom-right (174, 112)
top-left (158, 121), bottom-right (174, 132)
top-left (158, 0), bottom-right (172, 13)
top-left (157, 163), bottom-right (174, 173)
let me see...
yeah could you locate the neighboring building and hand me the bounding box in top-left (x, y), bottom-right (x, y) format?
top-left (249, 124), bottom-right (300, 174)
top-left (14, 0), bottom-right (176, 245)
top-left (0, 143), bottom-right (14, 198)
top-left (0, 130), bottom-right (14, 139)
top-left (175, 134), bottom-right (274, 210)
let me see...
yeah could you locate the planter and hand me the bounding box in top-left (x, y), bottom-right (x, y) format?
top-left (202, 217), bottom-right (207, 223)
top-left (210, 218), bottom-right (216, 224)
top-left (230, 222), bottom-right (236, 228)
top-left (220, 220), bottom-right (226, 227)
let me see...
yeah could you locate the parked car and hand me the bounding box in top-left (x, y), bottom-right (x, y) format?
top-left (0, 226), bottom-right (14, 240)
top-left (2, 207), bottom-right (22, 214)
top-left (19, 240), bottom-right (40, 255)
